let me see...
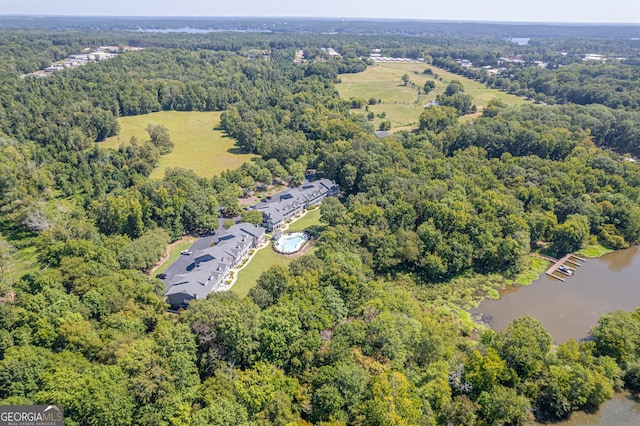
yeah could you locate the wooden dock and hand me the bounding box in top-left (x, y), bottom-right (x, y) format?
top-left (544, 254), bottom-right (586, 281)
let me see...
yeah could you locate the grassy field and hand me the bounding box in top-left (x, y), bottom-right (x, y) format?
top-left (232, 208), bottom-right (324, 297)
top-left (338, 62), bottom-right (527, 132)
top-left (287, 208), bottom-right (323, 232)
top-left (102, 111), bottom-right (256, 179)
top-left (232, 247), bottom-right (293, 298)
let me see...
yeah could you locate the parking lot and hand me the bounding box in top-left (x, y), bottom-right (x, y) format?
top-left (159, 234), bottom-right (218, 291)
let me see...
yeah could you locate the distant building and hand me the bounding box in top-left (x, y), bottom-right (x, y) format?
top-left (255, 179), bottom-right (339, 231)
top-left (165, 223), bottom-right (265, 308)
top-left (584, 54), bottom-right (606, 62)
top-left (325, 47), bottom-right (341, 57)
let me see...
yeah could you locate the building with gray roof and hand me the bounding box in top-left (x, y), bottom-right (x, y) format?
top-left (165, 223), bottom-right (265, 308)
top-left (255, 179), bottom-right (338, 231)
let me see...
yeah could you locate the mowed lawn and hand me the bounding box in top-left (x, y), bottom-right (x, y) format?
top-left (102, 111), bottom-right (256, 179)
top-left (232, 208), bottom-right (323, 297)
top-left (232, 246), bottom-right (293, 298)
top-left (338, 62), bottom-right (527, 132)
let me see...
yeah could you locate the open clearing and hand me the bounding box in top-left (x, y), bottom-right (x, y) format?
top-left (102, 111), bottom-right (256, 179)
top-left (338, 62), bottom-right (527, 132)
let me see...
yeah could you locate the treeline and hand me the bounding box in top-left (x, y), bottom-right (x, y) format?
top-left (433, 56), bottom-right (640, 111)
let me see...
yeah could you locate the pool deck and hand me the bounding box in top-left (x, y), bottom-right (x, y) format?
top-left (274, 232), bottom-right (309, 254)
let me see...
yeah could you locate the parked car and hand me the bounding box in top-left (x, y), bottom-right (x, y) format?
top-left (156, 273), bottom-right (167, 279)
top-left (557, 265), bottom-right (574, 276)
top-left (180, 250), bottom-right (192, 255)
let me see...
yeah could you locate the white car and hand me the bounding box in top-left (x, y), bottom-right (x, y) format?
top-left (180, 250), bottom-right (192, 255)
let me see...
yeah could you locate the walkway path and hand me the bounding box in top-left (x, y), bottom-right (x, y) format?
top-left (218, 208), bottom-right (317, 291)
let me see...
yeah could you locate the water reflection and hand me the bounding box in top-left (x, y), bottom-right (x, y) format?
top-left (605, 245), bottom-right (638, 272)
top-left (470, 246), bottom-right (640, 343)
top-left (472, 247), bottom-right (640, 425)
top-left (530, 392), bottom-right (640, 426)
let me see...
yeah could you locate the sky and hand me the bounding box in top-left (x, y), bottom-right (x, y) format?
top-left (1, 0), bottom-right (640, 24)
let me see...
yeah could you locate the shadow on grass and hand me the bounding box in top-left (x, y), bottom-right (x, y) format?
top-left (227, 147), bottom-right (250, 155)
top-left (0, 217), bottom-right (36, 248)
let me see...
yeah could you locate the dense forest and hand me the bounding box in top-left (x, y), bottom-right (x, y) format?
top-left (0, 24), bottom-right (640, 425)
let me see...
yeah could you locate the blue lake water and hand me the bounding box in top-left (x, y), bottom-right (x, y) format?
top-left (509, 37), bottom-right (531, 45)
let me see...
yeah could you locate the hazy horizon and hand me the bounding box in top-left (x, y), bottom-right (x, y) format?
top-left (2, 0), bottom-right (639, 25)
top-left (2, 14), bottom-right (640, 26)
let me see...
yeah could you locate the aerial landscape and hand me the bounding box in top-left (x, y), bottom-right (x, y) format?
top-left (1, 1), bottom-right (640, 424)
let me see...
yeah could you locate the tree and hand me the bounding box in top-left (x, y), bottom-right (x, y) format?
top-left (482, 98), bottom-right (507, 117)
top-left (477, 385), bottom-right (532, 425)
top-left (590, 310), bottom-right (640, 365)
top-left (360, 371), bottom-right (422, 426)
top-left (23, 202), bottom-right (51, 233)
top-left (117, 228), bottom-right (170, 271)
top-left (234, 362), bottom-right (298, 420)
top-left (419, 106), bottom-right (458, 133)
top-left (378, 120), bottom-right (391, 131)
top-left (423, 80), bottom-right (436, 94)
top-left (436, 93), bottom-right (476, 115)
top-left (551, 214), bottom-right (590, 255)
top-left (146, 124), bottom-right (174, 154)
top-left (249, 265), bottom-right (291, 309)
top-left (350, 97), bottom-right (366, 109)
top-left (445, 80), bottom-right (464, 95)
top-left (92, 193), bottom-right (145, 238)
top-left (240, 210), bottom-right (264, 226)
top-left (401, 74), bottom-right (410, 86)
top-left (191, 398), bottom-right (249, 426)
top-left (491, 316), bottom-right (552, 379)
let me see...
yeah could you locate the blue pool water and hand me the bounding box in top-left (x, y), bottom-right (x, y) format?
top-left (282, 235), bottom-right (306, 252)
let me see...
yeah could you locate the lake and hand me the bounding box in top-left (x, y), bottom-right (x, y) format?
top-left (470, 246), bottom-right (640, 342)
top-left (509, 37), bottom-right (531, 45)
top-left (471, 246), bottom-right (640, 424)
top-left (532, 392), bottom-right (640, 426)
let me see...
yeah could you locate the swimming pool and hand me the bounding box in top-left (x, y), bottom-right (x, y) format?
top-left (274, 232), bottom-right (309, 254)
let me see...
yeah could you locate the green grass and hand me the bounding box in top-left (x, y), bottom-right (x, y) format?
top-left (576, 244), bottom-right (614, 258)
top-left (287, 208), bottom-right (322, 232)
top-left (102, 111), bottom-right (256, 179)
top-left (338, 62), bottom-right (527, 132)
top-left (232, 245), bottom-right (294, 298)
top-left (514, 257), bottom-right (549, 286)
top-left (11, 245), bottom-right (40, 277)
